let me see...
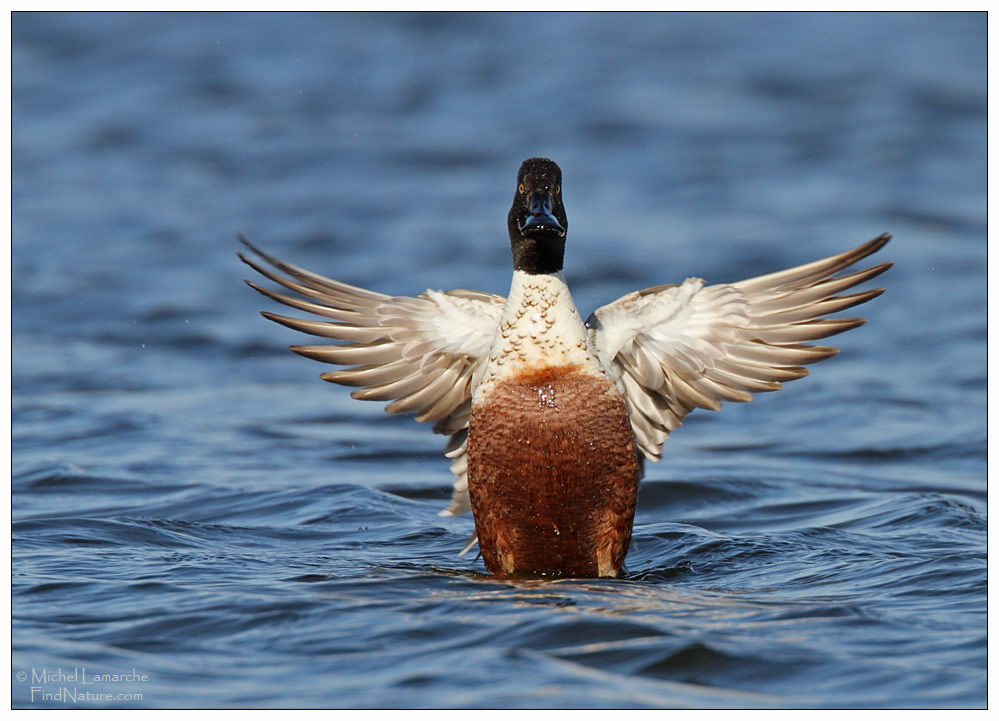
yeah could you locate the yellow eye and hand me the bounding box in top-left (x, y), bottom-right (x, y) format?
top-left (518, 183), bottom-right (525, 194)
top-left (555, 185), bottom-right (561, 195)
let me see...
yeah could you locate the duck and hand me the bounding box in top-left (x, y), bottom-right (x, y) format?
top-left (239, 157), bottom-right (891, 579)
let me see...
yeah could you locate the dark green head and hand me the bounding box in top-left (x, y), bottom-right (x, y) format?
top-left (507, 158), bottom-right (568, 274)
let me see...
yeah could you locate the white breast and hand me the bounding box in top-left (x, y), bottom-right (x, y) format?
top-left (473, 270), bottom-right (608, 400)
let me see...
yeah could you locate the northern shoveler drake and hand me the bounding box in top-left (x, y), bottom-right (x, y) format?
top-left (240, 157), bottom-right (891, 579)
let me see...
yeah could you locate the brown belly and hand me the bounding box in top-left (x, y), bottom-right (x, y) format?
top-left (467, 365), bottom-right (639, 578)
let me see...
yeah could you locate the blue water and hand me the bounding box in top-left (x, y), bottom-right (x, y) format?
top-left (13, 12), bottom-right (985, 708)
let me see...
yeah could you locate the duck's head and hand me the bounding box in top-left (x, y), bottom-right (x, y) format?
top-left (508, 158), bottom-right (568, 274)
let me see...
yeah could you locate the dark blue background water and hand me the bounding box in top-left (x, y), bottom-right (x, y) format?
top-left (13, 12), bottom-right (986, 708)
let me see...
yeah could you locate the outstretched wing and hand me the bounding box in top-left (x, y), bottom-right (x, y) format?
top-left (587, 234), bottom-right (892, 461)
top-left (239, 237), bottom-right (505, 516)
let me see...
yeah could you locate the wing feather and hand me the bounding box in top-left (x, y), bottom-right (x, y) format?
top-left (589, 234), bottom-right (892, 461)
top-left (240, 236), bottom-right (504, 517)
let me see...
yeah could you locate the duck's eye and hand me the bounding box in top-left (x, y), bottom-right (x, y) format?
top-left (518, 183), bottom-right (525, 194)
top-left (555, 185), bottom-right (561, 195)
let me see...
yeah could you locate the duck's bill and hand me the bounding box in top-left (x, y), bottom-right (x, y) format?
top-left (520, 191), bottom-right (566, 237)
top-left (521, 216), bottom-right (566, 237)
